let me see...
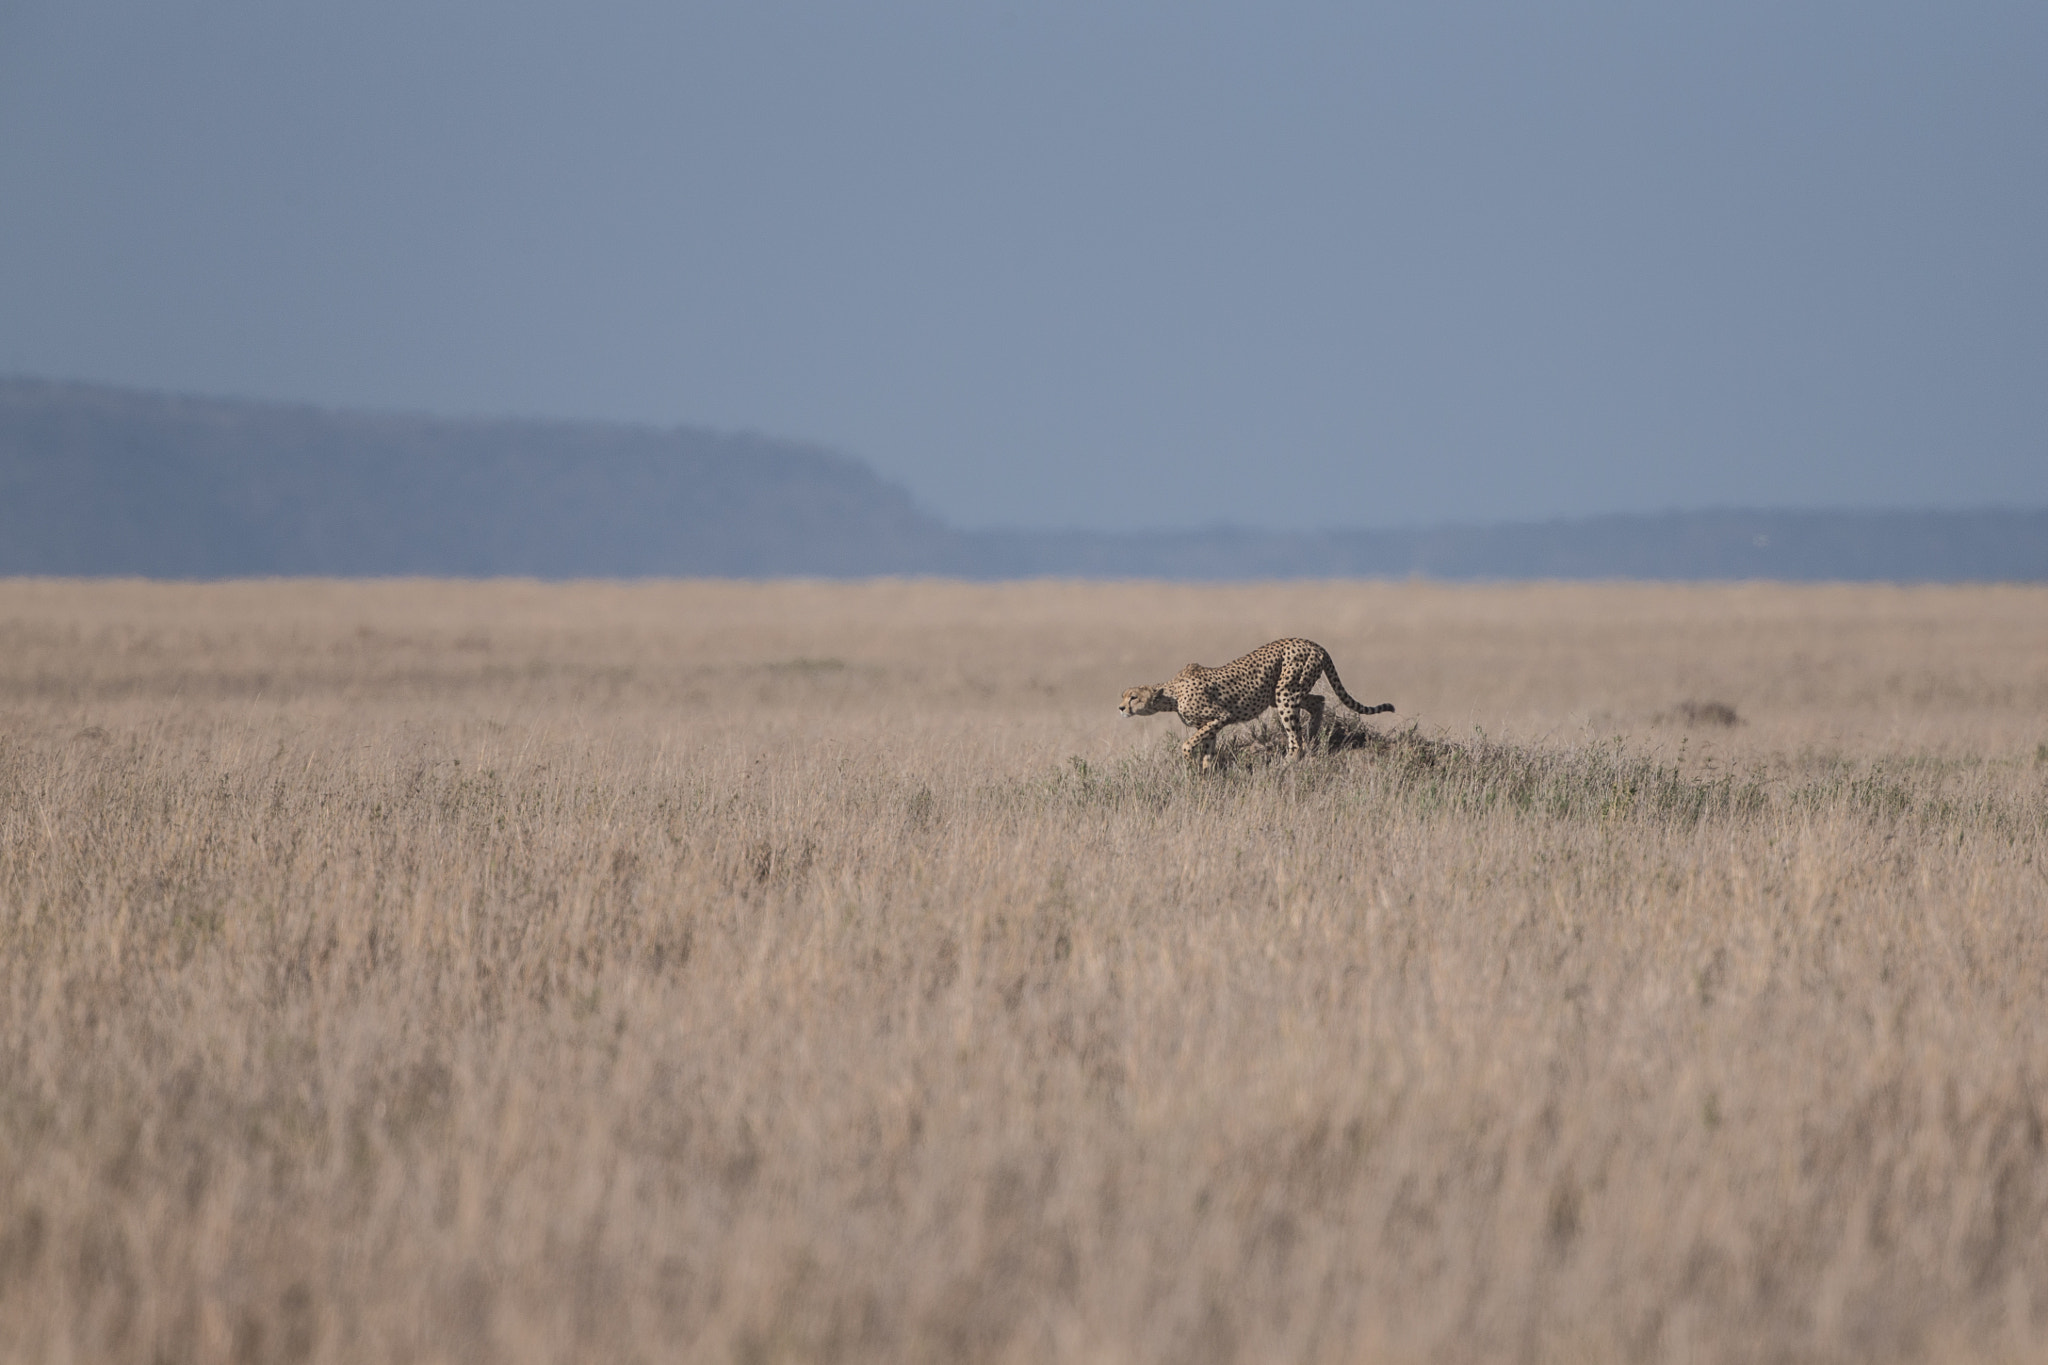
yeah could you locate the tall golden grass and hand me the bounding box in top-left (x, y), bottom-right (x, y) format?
top-left (1, 578), bottom-right (2045, 1363)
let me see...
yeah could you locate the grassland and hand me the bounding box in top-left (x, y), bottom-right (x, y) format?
top-left (1, 578), bottom-right (2045, 1364)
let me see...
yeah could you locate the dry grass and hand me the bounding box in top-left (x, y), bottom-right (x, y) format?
top-left (1, 578), bottom-right (2046, 1364)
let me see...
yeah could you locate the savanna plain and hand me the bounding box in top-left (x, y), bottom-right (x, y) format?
top-left (2, 578), bottom-right (2047, 1365)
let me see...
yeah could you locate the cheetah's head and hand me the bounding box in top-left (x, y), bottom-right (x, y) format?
top-left (1119, 686), bottom-right (1176, 717)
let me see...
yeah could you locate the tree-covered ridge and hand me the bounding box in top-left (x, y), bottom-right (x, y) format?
top-left (5, 378), bottom-right (2044, 581)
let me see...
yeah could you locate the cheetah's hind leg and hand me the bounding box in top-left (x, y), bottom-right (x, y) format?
top-left (1275, 689), bottom-right (1311, 759)
top-left (1301, 693), bottom-right (1327, 749)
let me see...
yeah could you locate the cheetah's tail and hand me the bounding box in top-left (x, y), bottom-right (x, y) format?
top-left (1322, 656), bottom-right (1395, 716)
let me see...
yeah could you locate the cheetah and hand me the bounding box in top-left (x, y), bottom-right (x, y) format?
top-left (1119, 638), bottom-right (1394, 768)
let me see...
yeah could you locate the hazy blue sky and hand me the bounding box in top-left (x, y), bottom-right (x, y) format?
top-left (2, 2), bottom-right (2044, 530)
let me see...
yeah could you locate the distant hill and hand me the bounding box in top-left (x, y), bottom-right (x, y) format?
top-left (966, 511), bottom-right (2048, 582)
top-left (4, 377), bottom-right (2044, 582)
top-left (0, 378), bottom-right (956, 577)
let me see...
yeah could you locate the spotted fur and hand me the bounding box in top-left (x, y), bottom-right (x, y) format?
top-left (1119, 637), bottom-right (1394, 767)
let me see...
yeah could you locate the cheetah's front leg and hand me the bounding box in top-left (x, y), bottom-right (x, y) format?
top-left (1183, 718), bottom-right (1228, 770)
